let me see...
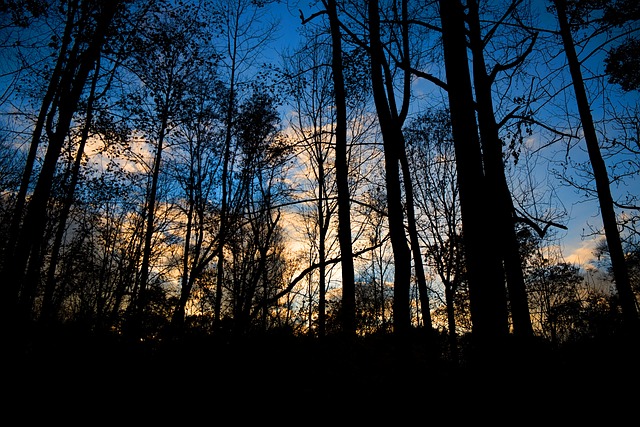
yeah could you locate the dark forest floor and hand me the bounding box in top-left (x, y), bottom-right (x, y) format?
top-left (5, 328), bottom-right (639, 423)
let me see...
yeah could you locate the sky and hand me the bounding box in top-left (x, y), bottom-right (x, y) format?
top-left (2, 0), bottom-right (631, 276)
top-left (265, 0), bottom-right (639, 272)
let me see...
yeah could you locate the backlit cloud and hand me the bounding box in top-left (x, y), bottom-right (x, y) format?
top-left (564, 239), bottom-right (597, 270)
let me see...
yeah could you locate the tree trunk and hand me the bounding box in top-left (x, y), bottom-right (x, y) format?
top-left (9, 1), bottom-right (121, 329)
top-left (444, 282), bottom-right (459, 362)
top-left (170, 161), bottom-right (197, 335)
top-left (554, 0), bottom-right (640, 333)
top-left (399, 152), bottom-right (433, 329)
top-left (317, 162), bottom-right (328, 337)
top-left (132, 107), bottom-right (168, 338)
top-left (1, 1), bottom-right (75, 309)
top-left (40, 55), bottom-right (102, 324)
top-left (326, 0), bottom-right (356, 336)
top-left (214, 61), bottom-right (235, 330)
top-left (467, 0), bottom-right (534, 339)
top-left (368, 0), bottom-right (412, 336)
top-left (397, 0), bottom-right (432, 331)
top-left (438, 0), bottom-right (509, 345)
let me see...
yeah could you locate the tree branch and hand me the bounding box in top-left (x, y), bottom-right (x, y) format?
top-left (299, 9), bottom-right (327, 25)
top-left (489, 32), bottom-right (538, 84)
top-left (514, 208), bottom-right (568, 238)
top-left (251, 235), bottom-right (391, 316)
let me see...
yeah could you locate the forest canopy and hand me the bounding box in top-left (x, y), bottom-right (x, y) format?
top-left (0, 0), bottom-right (638, 372)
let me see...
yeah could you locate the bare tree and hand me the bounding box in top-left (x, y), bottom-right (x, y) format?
top-left (123, 1), bottom-right (212, 337)
top-left (281, 32), bottom-right (341, 337)
top-left (211, 0), bottom-right (279, 329)
top-left (465, 0), bottom-right (537, 339)
top-left (3, 0), bottom-right (124, 330)
top-left (406, 108), bottom-right (464, 361)
top-left (552, 0), bottom-right (639, 333)
top-left (227, 89), bottom-right (291, 334)
top-left (39, 54), bottom-right (103, 324)
top-left (168, 66), bottom-right (223, 336)
top-left (439, 0), bottom-right (510, 346)
top-left (323, 0), bottom-right (357, 336)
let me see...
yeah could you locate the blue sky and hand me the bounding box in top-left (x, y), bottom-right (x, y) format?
top-left (265, 0), bottom-right (639, 271)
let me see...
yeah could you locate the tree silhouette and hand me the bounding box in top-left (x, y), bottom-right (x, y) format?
top-left (1, 0), bottom-right (638, 397)
top-left (439, 0), bottom-right (510, 349)
top-left (3, 0), bottom-right (123, 332)
top-left (552, 0), bottom-right (640, 334)
top-left (324, 0), bottom-right (357, 337)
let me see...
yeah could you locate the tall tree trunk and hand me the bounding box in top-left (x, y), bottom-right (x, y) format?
top-left (399, 152), bottom-right (433, 329)
top-left (368, 0), bottom-right (412, 336)
top-left (554, 0), bottom-right (640, 334)
top-left (444, 279), bottom-right (460, 362)
top-left (40, 55), bottom-right (102, 324)
top-left (1, 1), bottom-right (75, 291)
top-left (170, 163), bottom-right (197, 335)
top-left (213, 51), bottom-right (240, 330)
top-left (397, 0), bottom-right (432, 331)
top-left (7, 1), bottom-right (121, 330)
top-left (132, 107), bottom-right (168, 338)
top-left (325, 0), bottom-right (356, 336)
top-left (317, 162), bottom-right (328, 337)
top-left (467, 0), bottom-right (534, 339)
top-left (438, 0), bottom-right (509, 345)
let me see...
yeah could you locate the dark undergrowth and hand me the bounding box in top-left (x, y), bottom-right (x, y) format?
top-left (5, 325), bottom-right (639, 422)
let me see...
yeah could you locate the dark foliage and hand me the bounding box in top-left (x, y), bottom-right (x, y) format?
top-left (6, 322), bottom-right (639, 421)
top-left (605, 38), bottom-right (640, 91)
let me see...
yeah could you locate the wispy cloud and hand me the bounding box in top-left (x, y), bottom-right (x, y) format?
top-left (564, 239), bottom-right (598, 269)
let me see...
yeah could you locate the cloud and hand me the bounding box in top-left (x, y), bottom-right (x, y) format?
top-left (564, 239), bottom-right (598, 269)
